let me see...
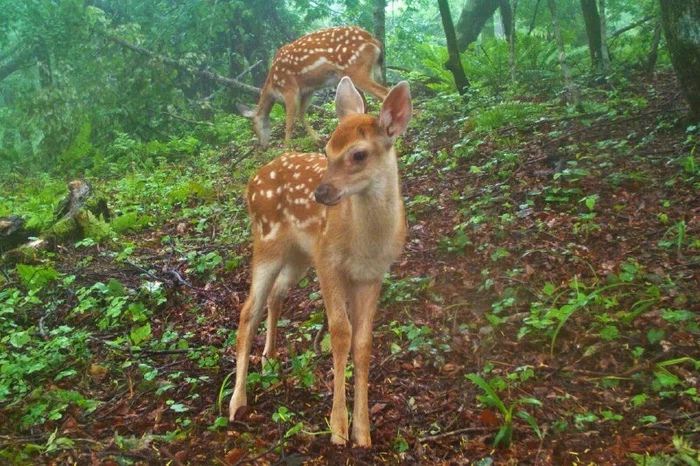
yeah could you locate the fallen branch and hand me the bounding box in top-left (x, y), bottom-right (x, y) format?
top-left (0, 47), bottom-right (36, 82)
top-left (161, 111), bottom-right (214, 126)
top-left (610, 15), bottom-right (655, 39)
top-left (106, 34), bottom-right (260, 96)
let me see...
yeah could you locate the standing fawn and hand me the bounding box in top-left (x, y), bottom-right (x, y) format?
top-left (238, 26), bottom-right (389, 148)
top-left (230, 77), bottom-right (412, 446)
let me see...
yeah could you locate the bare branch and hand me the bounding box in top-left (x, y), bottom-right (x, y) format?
top-left (105, 34), bottom-right (260, 96)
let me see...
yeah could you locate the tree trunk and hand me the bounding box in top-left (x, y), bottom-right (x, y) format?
top-left (645, 22), bottom-right (663, 75)
top-left (580, 0), bottom-right (602, 67)
top-left (499, 0), bottom-right (514, 43)
top-left (598, 0), bottom-right (611, 73)
top-left (508, 0), bottom-right (518, 82)
top-left (437, 0), bottom-right (471, 95)
top-left (659, 0), bottom-right (700, 122)
top-left (527, 0), bottom-right (543, 35)
top-left (373, 0), bottom-right (387, 83)
top-left (455, 0), bottom-right (501, 51)
top-left (548, 0), bottom-right (581, 108)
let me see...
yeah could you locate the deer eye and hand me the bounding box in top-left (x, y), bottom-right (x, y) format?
top-left (352, 151), bottom-right (368, 163)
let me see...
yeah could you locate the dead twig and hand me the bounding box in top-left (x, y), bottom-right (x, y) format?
top-left (161, 111), bottom-right (214, 127)
top-left (233, 438), bottom-right (282, 465)
top-left (124, 260), bottom-right (163, 283)
top-left (235, 60), bottom-right (262, 81)
top-left (165, 269), bottom-right (196, 289)
top-left (38, 311), bottom-right (50, 338)
top-left (549, 354), bottom-right (665, 379)
top-left (159, 446), bottom-right (185, 466)
top-left (419, 426), bottom-right (492, 442)
top-left (313, 318), bottom-right (327, 354)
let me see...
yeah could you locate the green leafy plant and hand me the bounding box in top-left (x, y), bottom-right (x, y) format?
top-left (466, 373), bottom-right (543, 447)
top-left (187, 251), bottom-right (223, 279)
top-left (272, 406), bottom-right (304, 439)
top-left (472, 101), bottom-right (548, 131)
top-left (659, 221), bottom-right (687, 254)
top-left (381, 275), bottom-right (433, 305)
top-left (629, 435), bottom-right (699, 465)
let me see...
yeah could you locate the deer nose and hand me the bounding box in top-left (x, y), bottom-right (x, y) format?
top-left (314, 184), bottom-right (330, 204)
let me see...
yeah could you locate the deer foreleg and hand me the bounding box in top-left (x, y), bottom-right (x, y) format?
top-left (283, 91), bottom-right (300, 145)
top-left (318, 264), bottom-right (351, 445)
top-left (349, 280), bottom-right (381, 447)
top-left (299, 92), bottom-right (320, 141)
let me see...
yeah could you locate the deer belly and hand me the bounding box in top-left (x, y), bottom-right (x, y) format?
top-left (299, 64), bottom-right (344, 93)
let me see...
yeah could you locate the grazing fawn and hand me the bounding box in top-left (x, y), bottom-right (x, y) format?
top-left (230, 77), bottom-right (412, 446)
top-left (238, 26), bottom-right (389, 148)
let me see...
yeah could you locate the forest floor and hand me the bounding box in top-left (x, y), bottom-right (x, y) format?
top-left (1, 71), bottom-right (699, 465)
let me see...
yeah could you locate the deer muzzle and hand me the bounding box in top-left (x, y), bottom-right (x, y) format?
top-left (314, 183), bottom-right (342, 206)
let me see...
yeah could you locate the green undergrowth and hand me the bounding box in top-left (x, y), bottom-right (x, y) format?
top-left (398, 77), bottom-right (699, 451)
top-left (1, 73), bottom-right (698, 462)
top-left (0, 133), bottom-right (266, 461)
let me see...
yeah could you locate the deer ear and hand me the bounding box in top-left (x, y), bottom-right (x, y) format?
top-left (379, 81), bottom-right (412, 139)
top-left (335, 77), bottom-right (365, 121)
top-left (237, 103), bottom-right (257, 118)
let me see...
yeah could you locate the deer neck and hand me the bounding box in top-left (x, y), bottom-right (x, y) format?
top-left (350, 156), bottom-right (402, 236)
top-left (323, 150), bottom-right (405, 281)
top-left (257, 89), bottom-right (277, 120)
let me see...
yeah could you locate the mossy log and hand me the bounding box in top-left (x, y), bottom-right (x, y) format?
top-left (0, 215), bottom-right (40, 253)
top-left (1, 180), bottom-right (111, 264)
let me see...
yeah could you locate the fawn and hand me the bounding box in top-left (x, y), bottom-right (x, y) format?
top-left (229, 77), bottom-right (412, 446)
top-left (238, 26), bottom-right (388, 148)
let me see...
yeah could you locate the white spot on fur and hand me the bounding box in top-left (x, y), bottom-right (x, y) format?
top-left (301, 57), bottom-right (331, 74)
top-left (260, 222), bottom-right (280, 242)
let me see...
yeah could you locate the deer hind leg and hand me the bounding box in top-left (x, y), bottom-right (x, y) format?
top-left (262, 259), bottom-right (309, 372)
top-left (282, 90), bottom-right (300, 145)
top-left (298, 92), bottom-right (321, 141)
top-left (347, 66), bottom-right (389, 103)
top-left (317, 264), bottom-right (351, 445)
top-left (349, 280), bottom-right (382, 447)
top-left (229, 258), bottom-right (282, 420)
